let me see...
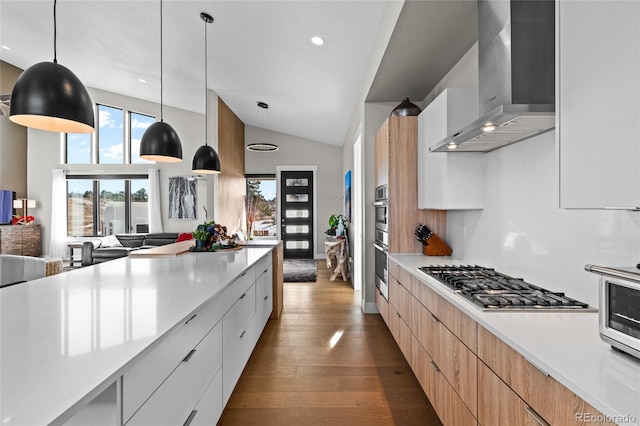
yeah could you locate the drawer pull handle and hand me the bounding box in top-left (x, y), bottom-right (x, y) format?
top-left (525, 357), bottom-right (550, 377)
top-left (430, 360), bottom-right (440, 373)
top-left (525, 406), bottom-right (549, 426)
top-left (430, 313), bottom-right (440, 323)
top-left (240, 330), bottom-right (246, 338)
top-left (241, 271), bottom-right (247, 277)
top-left (240, 293), bottom-right (247, 300)
top-left (264, 295), bottom-right (268, 301)
top-left (183, 410), bottom-right (198, 426)
top-left (396, 311), bottom-right (401, 318)
top-left (183, 349), bottom-right (197, 363)
top-left (185, 314), bottom-right (197, 324)
top-left (264, 269), bottom-right (268, 273)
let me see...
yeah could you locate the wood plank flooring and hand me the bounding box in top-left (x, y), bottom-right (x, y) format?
top-left (219, 261), bottom-right (441, 426)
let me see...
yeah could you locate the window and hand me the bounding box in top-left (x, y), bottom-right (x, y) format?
top-left (98, 104), bottom-right (124, 164)
top-left (130, 112), bottom-right (154, 164)
top-left (246, 175), bottom-right (276, 238)
top-left (64, 104), bottom-right (155, 165)
top-left (67, 175), bottom-right (149, 237)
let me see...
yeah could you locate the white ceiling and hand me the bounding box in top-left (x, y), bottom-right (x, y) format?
top-left (0, 0), bottom-right (477, 147)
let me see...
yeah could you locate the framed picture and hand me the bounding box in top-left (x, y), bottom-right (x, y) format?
top-left (344, 170), bottom-right (351, 222)
top-left (168, 176), bottom-right (197, 219)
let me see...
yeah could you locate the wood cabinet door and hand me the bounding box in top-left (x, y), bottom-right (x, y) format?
top-left (478, 361), bottom-right (546, 426)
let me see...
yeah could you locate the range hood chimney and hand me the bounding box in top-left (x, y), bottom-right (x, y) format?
top-left (431, 0), bottom-right (555, 153)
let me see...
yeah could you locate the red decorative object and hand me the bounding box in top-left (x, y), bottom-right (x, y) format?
top-left (12, 215), bottom-right (35, 225)
top-left (176, 232), bottom-right (194, 242)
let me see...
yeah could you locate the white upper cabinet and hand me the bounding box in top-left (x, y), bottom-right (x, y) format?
top-left (559, 0), bottom-right (640, 209)
top-left (418, 88), bottom-right (484, 210)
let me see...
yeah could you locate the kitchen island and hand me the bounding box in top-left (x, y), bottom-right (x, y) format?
top-left (387, 254), bottom-right (640, 426)
top-left (0, 245), bottom-right (274, 426)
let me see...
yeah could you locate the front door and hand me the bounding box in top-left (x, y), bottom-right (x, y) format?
top-left (280, 170), bottom-right (314, 259)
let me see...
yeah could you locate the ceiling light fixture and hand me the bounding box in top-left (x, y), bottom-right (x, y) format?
top-left (140, 0), bottom-right (183, 162)
top-left (1, 45), bottom-right (10, 50)
top-left (311, 36), bottom-right (324, 46)
top-left (138, 78), bottom-right (146, 83)
top-left (257, 101), bottom-right (269, 109)
top-left (9, 0), bottom-right (94, 133)
top-left (247, 143), bottom-right (279, 152)
top-left (192, 12), bottom-right (221, 174)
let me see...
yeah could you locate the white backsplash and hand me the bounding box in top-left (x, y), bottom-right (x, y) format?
top-left (445, 131), bottom-right (640, 307)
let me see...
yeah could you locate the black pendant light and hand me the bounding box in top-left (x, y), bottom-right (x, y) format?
top-left (140, 0), bottom-right (183, 163)
top-left (192, 12), bottom-right (221, 174)
top-left (9, 0), bottom-right (94, 133)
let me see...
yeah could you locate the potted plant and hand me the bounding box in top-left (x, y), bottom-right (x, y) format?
top-left (325, 214), bottom-right (348, 237)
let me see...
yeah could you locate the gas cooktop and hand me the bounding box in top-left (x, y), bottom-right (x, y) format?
top-left (419, 265), bottom-right (595, 312)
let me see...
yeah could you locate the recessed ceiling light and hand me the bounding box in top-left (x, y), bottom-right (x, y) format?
top-left (257, 101), bottom-right (269, 109)
top-left (447, 141), bottom-right (458, 150)
top-left (138, 78), bottom-right (146, 83)
top-left (311, 36), bottom-right (324, 46)
top-left (247, 143), bottom-right (278, 152)
top-left (482, 123), bottom-right (496, 132)
top-left (1, 45), bottom-right (10, 50)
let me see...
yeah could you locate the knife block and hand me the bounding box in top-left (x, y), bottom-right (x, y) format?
top-left (423, 233), bottom-right (452, 256)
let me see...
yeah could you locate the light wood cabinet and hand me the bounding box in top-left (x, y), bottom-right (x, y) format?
top-left (417, 88), bottom-right (484, 210)
top-left (558, 0), bottom-right (640, 208)
top-left (478, 360), bottom-right (546, 426)
top-left (375, 288), bottom-right (389, 326)
top-left (478, 326), bottom-right (614, 426)
top-left (374, 116), bottom-right (446, 253)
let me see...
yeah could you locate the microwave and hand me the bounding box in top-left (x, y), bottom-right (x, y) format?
top-left (587, 264), bottom-right (640, 360)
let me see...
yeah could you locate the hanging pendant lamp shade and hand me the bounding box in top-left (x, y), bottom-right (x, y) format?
top-left (139, 0), bottom-right (183, 162)
top-left (191, 12), bottom-right (221, 174)
top-left (9, 1), bottom-right (94, 133)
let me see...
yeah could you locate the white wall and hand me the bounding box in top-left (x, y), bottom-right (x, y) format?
top-left (446, 131), bottom-right (640, 307)
top-left (27, 86), bottom-right (220, 254)
top-left (244, 125), bottom-right (343, 258)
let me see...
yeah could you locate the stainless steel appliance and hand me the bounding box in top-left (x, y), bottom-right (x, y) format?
top-left (585, 265), bottom-right (640, 360)
top-left (420, 265), bottom-right (594, 312)
top-left (374, 185), bottom-right (388, 233)
top-left (373, 185), bottom-right (389, 300)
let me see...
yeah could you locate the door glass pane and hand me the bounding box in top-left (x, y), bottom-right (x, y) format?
top-left (286, 225), bottom-right (309, 234)
top-left (99, 180), bottom-right (126, 235)
top-left (98, 105), bottom-right (124, 164)
top-left (285, 178), bottom-right (308, 187)
top-left (130, 112), bottom-right (155, 164)
top-left (286, 241), bottom-right (309, 249)
top-left (66, 133), bottom-right (91, 164)
top-left (246, 177), bottom-right (277, 238)
top-left (68, 180), bottom-right (94, 237)
top-left (286, 209), bottom-right (309, 218)
top-left (131, 179), bottom-right (149, 233)
top-left (286, 194), bottom-right (309, 202)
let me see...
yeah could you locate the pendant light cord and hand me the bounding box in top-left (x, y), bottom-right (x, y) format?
top-left (204, 18), bottom-right (208, 146)
top-left (160, 0), bottom-right (164, 122)
top-left (53, 0), bottom-right (57, 64)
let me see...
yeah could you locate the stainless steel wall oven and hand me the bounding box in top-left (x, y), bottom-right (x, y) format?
top-left (373, 185), bottom-right (389, 300)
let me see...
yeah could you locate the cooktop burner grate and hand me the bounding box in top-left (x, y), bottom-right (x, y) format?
top-left (419, 265), bottom-right (593, 311)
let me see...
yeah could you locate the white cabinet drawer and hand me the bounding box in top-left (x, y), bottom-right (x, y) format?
top-left (122, 295), bottom-right (222, 422)
top-left (256, 287), bottom-right (273, 338)
top-left (190, 368), bottom-right (223, 426)
top-left (223, 282), bottom-right (256, 361)
top-left (222, 267), bottom-right (255, 314)
top-left (254, 253), bottom-right (272, 280)
top-left (255, 264), bottom-right (272, 307)
top-left (223, 315), bottom-right (256, 405)
top-left (126, 321), bottom-right (223, 426)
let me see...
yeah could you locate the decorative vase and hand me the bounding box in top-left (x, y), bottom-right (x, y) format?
top-left (390, 97), bottom-right (421, 117)
top-left (195, 239), bottom-right (206, 248)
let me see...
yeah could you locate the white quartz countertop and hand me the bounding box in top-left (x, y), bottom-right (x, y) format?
top-left (0, 246), bottom-right (272, 426)
top-left (389, 254), bottom-right (640, 426)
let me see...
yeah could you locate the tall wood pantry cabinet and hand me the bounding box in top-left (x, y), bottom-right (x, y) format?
top-left (374, 116), bottom-right (445, 253)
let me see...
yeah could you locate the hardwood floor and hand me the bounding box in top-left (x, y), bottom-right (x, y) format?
top-left (219, 261), bottom-right (442, 426)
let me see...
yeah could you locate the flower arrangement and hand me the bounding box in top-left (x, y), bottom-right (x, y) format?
top-left (12, 215), bottom-right (35, 225)
top-left (325, 214), bottom-right (348, 237)
top-left (191, 220), bottom-right (237, 251)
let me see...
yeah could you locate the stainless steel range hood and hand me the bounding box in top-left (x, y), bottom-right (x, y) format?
top-left (431, 0), bottom-right (555, 153)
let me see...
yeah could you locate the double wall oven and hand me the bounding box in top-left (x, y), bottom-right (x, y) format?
top-left (373, 185), bottom-right (389, 300)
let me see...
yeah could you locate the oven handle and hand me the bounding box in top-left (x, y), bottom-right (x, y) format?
top-left (373, 242), bottom-right (388, 253)
top-left (373, 201), bottom-right (387, 206)
top-left (585, 264), bottom-right (640, 283)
